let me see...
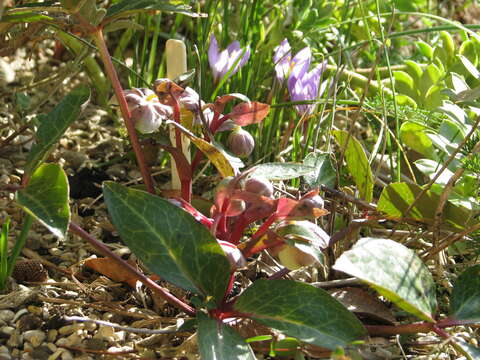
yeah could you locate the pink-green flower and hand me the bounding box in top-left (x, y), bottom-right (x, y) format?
top-left (208, 34), bottom-right (250, 83)
top-left (124, 88), bottom-right (172, 134)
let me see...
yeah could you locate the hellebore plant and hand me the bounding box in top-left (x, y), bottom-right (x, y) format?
top-left (8, 3), bottom-right (480, 357)
top-left (208, 34), bottom-right (251, 84)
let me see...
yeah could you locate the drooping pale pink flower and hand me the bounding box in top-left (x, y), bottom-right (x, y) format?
top-left (208, 34), bottom-right (250, 83)
top-left (123, 88), bottom-right (172, 134)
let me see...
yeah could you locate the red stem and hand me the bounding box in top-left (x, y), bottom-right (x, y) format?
top-left (170, 90), bottom-right (192, 202)
top-left (69, 222), bottom-right (195, 315)
top-left (210, 114), bottom-right (231, 134)
top-left (92, 28), bottom-right (155, 194)
top-left (229, 215), bottom-right (248, 244)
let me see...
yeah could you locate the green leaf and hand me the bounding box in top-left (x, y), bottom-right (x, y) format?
top-left (393, 71), bottom-right (416, 100)
top-left (0, 217), bottom-right (10, 287)
top-left (250, 163), bottom-right (315, 181)
top-left (333, 238), bottom-right (437, 322)
top-left (399, 122), bottom-right (437, 159)
top-left (332, 130), bottom-right (373, 202)
top-left (106, 0), bottom-right (202, 20)
top-left (25, 86), bottom-right (90, 176)
top-left (416, 40), bottom-right (434, 61)
top-left (234, 279), bottom-right (366, 350)
top-left (404, 60), bottom-right (423, 83)
top-left (450, 264), bottom-right (480, 323)
top-left (102, 182), bottom-right (230, 302)
top-left (377, 182), bottom-right (478, 230)
top-left (16, 164), bottom-right (70, 239)
top-left (419, 63), bottom-right (443, 98)
top-left (1, 11), bottom-right (53, 23)
top-left (303, 152), bottom-right (336, 188)
top-left (197, 314), bottom-right (256, 360)
top-left (454, 339), bottom-right (480, 360)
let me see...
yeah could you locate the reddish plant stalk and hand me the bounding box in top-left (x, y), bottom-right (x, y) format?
top-left (170, 90), bottom-right (192, 202)
top-left (69, 222), bottom-right (195, 315)
top-left (91, 28), bottom-right (155, 194)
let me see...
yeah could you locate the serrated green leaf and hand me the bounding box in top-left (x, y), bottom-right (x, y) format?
top-left (332, 130), bottom-right (373, 202)
top-left (250, 163), bottom-right (315, 181)
top-left (105, 0), bottom-right (202, 20)
top-left (450, 264), bottom-right (480, 323)
top-left (197, 314), bottom-right (256, 360)
top-left (102, 182), bottom-right (230, 302)
top-left (333, 238), bottom-right (437, 322)
top-left (399, 122), bottom-right (437, 159)
top-left (16, 164), bottom-right (70, 239)
top-left (234, 279), bottom-right (366, 350)
top-left (378, 182), bottom-right (478, 230)
top-left (303, 152), bottom-right (336, 188)
top-left (25, 86), bottom-right (90, 176)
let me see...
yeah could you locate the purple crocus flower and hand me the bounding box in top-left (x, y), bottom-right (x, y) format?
top-left (208, 34), bottom-right (250, 83)
top-left (273, 38), bottom-right (292, 83)
top-left (287, 47), bottom-right (326, 115)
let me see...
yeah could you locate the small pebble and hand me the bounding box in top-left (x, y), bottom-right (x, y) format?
top-left (47, 329), bottom-right (58, 342)
top-left (6, 330), bottom-right (22, 347)
top-left (23, 329), bottom-right (46, 347)
top-left (60, 349), bottom-right (74, 360)
top-left (93, 325), bottom-right (115, 343)
top-left (12, 309), bottom-right (29, 323)
top-left (46, 343), bottom-right (57, 353)
top-left (0, 326), bottom-right (14, 336)
top-left (49, 349), bottom-right (63, 360)
top-left (30, 345), bottom-right (52, 360)
top-left (0, 310), bottom-right (14, 323)
top-left (58, 325), bottom-right (75, 336)
top-left (0, 346), bottom-right (11, 360)
top-left (17, 314), bottom-right (42, 332)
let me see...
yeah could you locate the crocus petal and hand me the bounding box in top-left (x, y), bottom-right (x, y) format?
top-left (213, 49), bottom-right (230, 81)
top-left (273, 38), bottom-right (291, 64)
top-left (289, 47), bottom-right (311, 83)
top-left (208, 34), bottom-right (220, 71)
top-left (227, 40), bottom-right (241, 54)
top-left (238, 46), bottom-right (250, 68)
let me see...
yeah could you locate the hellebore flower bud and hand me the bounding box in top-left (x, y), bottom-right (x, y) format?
top-left (244, 176), bottom-right (274, 198)
top-left (270, 220), bottom-right (329, 270)
top-left (300, 194), bottom-right (324, 210)
top-left (227, 126), bottom-right (254, 157)
top-left (217, 240), bottom-right (246, 270)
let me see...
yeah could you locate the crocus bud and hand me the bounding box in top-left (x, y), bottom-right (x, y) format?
top-left (227, 126), bottom-right (254, 157)
top-left (244, 176), bottom-right (274, 198)
top-left (217, 240), bottom-right (246, 270)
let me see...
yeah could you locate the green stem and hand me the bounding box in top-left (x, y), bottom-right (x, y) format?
top-left (91, 28), bottom-right (155, 194)
top-left (56, 31), bottom-right (110, 106)
top-left (7, 213), bottom-right (33, 278)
